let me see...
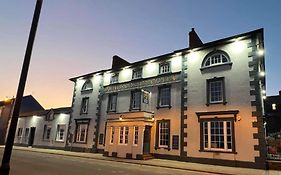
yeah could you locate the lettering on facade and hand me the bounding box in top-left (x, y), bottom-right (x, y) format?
top-left (104, 74), bottom-right (181, 93)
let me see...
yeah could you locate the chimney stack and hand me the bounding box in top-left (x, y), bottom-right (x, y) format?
top-left (189, 28), bottom-right (203, 49)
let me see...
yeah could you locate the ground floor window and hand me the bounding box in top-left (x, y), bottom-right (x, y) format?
top-left (56, 124), bottom-right (66, 142)
top-left (43, 125), bottom-right (52, 140)
top-left (110, 127), bottom-right (114, 144)
top-left (202, 120), bottom-right (233, 152)
top-left (17, 128), bottom-right (23, 138)
top-left (156, 120), bottom-right (170, 148)
top-left (134, 126), bottom-right (139, 145)
top-left (75, 119), bottom-right (90, 143)
top-left (119, 126), bottom-right (129, 144)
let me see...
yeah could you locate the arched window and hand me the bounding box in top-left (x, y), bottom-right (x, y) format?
top-left (202, 50), bottom-right (231, 68)
top-left (81, 80), bottom-right (93, 91)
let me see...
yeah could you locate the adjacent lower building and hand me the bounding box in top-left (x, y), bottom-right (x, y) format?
top-left (0, 95), bottom-right (44, 145)
top-left (14, 107), bottom-right (71, 149)
top-left (66, 28), bottom-right (267, 169)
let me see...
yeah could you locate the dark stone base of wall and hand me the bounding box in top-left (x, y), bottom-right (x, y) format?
top-left (126, 153), bottom-right (132, 159)
top-left (112, 152), bottom-right (117, 157)
top-left (64, 146), bottom-right (91, 152)
top-left (153, 153), bottom-right (267, 170)
top-left (32, 145), bottom-right (65, 151)
top-left (103, 151), bottom-right (109, 157)
top-left (267, 160), bottom-right (281, 170)
top-left (14, 143), bottom-right (28, 147)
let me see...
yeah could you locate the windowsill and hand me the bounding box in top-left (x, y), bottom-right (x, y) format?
top-left (55, 140), bottom-right (64, 143)
top-left (80, 112), bottom-right (88, 115)
top-left (158, 72), bottom-right (172, 76)
top-left (155, 146), bottom-right (171, 151)
top-left (107, 110), bottom-right (117, 113)
top-left (206, 101), bottom-right (227, 106)
top-left (129, 108), bottom-right (141, 111)
top-left (131, 77), bottom-right (143, 81)
top-left (156, 105), bottom-right (172, 109)
top-left (74, 141), bottom-right (87, 144)
top-left (110, 82), bottom-right (118, 85)
top-left (118, 143), bottom-right (128, 146)
top-left (81, 89), bottom-right (93, 94)
top-left (200, 62), bottom-right (233, 71)
top-left (199, 149), bottom-right (237, 154)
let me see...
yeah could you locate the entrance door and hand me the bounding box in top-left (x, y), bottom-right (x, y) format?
top-left (28, 127), bottom-right (36, 146)
top-left (143, 125), bottom-right (151, 154)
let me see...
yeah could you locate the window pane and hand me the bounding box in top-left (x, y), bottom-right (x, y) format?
top-left (160, 87), bottom-right (170, 106)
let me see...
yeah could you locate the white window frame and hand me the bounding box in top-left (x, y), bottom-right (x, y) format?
top-left (110, 127), bottom-right (114, 144)
top-left (76, 123), bottom-right (88, 143)
top-left (203, 120), bottom-right (233, 152)
top-left (81, 80), bottom-right (93, 91)
top-left (119, 126), bottom-right (129, 145)
top-left (56, 124), bottom-right (66, 142)
top-left (17, 128), bottom-right (23, 138)
top-left (110, 73), bottom-right (119, 84)
top-left (159, 86), bottom-right (171, 107)
top-left (159, 122), bottom-right (169, 148)
top-left (209, 80), bottom-right (223, 103)
top-left (203, 53), bottom-right (230, 68)
top-left (131, 91), bottom-right (141, 110)
top-left (81, 97), bottom-right (89, 114)
top-left (133, 126), bottom-right (139, 145)
top-left (159, 62), bottom-right (171, 74)
top-left (43, 125), bottom-right (52, 140)
top-left (108, 94), bottom-right (117, 112)
top-left (132, 68), bottom-right (142, 80)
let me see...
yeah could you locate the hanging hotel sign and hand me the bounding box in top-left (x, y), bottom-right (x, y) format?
top-left (104, 73), bottom-right (181, 93)
top-left (142, 90), bottom-right (150, 104)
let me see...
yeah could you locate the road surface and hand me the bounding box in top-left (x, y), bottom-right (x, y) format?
top-left (0, 149), bottom-right (216, 175)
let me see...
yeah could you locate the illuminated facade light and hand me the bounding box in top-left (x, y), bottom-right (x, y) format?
top-left (257, 49), bottom-right (264, 56)
top-left (261, 90), bottom-right (266, 94)
top-left (262, 96), bottom-right (267, 100)
top-left (259, 71), bottom-right (265, 77)
top-left (272, 103), bottom-right (276, 110)
top-left (232, 39), bottom-right (245, 53)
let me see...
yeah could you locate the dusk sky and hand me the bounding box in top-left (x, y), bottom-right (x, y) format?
top-left (0, 0), bottom-right (280, 109)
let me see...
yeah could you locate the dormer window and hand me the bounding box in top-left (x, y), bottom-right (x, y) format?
top-left (132, 68), bottom-right (142, 80)
top-left (159, 62), bottom-right (171, 74)
top-left (81, 80), bottom-right (93, 91)
top-left (110, 73), bottom-right (119, 84)
top-left (202, 50), bottom-right (231, 68)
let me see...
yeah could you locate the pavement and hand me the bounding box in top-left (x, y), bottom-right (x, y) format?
top-left (1, 146), bottom-right (281, 175)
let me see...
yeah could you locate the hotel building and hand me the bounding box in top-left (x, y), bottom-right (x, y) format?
top-left (66, 28), bottom-right (266, 168)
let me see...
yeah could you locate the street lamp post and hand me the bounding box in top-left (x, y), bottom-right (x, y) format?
top-left (0, 0), bottom-right (43, 174)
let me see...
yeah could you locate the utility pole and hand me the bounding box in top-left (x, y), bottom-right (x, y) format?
top-left (0, 0), bottom-right (43, 174)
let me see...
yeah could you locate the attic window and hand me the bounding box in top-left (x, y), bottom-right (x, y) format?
top-left (202, 50), bottom-right (231, 68)
top-left (81, 80), bottom-right (93, 91)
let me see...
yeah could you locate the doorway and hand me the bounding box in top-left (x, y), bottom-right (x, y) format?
top-left (28, 127), bottom-right (36, 146)
top-left (143, 125), bottom-right (151, 154)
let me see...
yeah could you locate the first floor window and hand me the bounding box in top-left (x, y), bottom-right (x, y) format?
top-left (207, 77), bottom-right (225, 104)
top-left (158, 120), bottom-right (170, 148)
top-left (134, 126), bottom-right (139, 145)
top-left (17, 128), bottom-right (23, 137)
top-left (43, 125), bottom-right (51, 140)
top-left (158, 86), bottom-right (171, 107)
top-left (110, 73), bottom-right (119, 84)
top-left (119, 126), bottom-right (129, 144)
top-left (81, 97), bottom-right (89, 114)
top-left (131, 90), bottom-right (141, 110)
top-left (56, 124), bottom-right (66, 142)
top-left (203, 120), bottom-right (233, 151)
top-left (76, 123), bottom-right (88, 143)
top-left (108, 94), bottom-right (117, 112)
top-left (110, 127), bottom-right (114, 144)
